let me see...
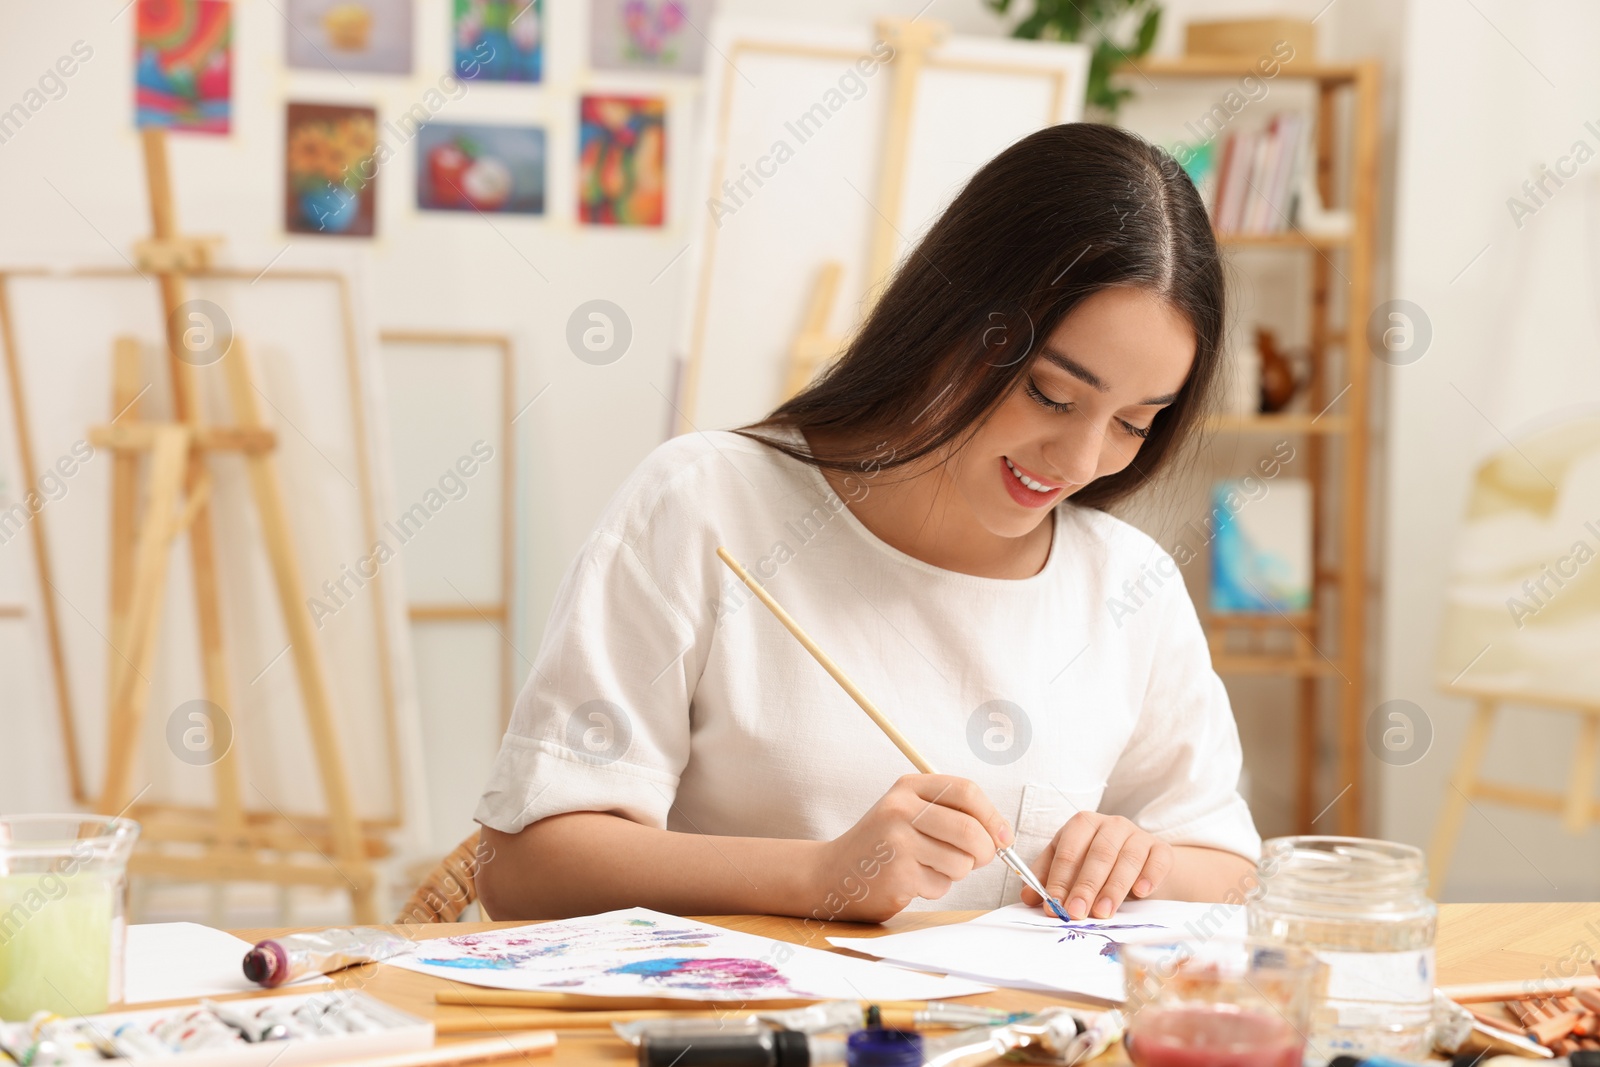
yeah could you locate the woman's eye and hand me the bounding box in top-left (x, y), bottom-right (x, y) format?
top-left (1119, 420), bottom-right (1152, 440)
top-left (1025, 379), bottom-right (1073, 414)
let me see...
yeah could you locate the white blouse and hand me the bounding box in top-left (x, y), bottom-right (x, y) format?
top-left (476, 430), bottom-right (1260, 909)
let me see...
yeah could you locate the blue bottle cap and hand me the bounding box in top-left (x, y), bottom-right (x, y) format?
top-left (846, 1028), bottom-right (923, 1067)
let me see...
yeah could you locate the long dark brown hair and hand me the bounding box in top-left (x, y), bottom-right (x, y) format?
top-left (738, 122), bottom-right (1223, 511)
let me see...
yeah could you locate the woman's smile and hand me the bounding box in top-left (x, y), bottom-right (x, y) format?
top-left (1001, 456), bottom-right (1067, 508)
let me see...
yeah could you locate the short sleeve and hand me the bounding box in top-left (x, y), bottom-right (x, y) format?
top-left (1097, 562), bottom-right (1262, 861)
top-left (473, 523), bottom-right (709, 834)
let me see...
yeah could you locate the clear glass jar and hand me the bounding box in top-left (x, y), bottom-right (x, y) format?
top-left (1246, 836), bottom-right (1437, 1062)
top-left (0, 815), bottom-right (140, 1019)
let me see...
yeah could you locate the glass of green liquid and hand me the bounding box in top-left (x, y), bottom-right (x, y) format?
top-left (0, 814), bottom-right (139, 1021)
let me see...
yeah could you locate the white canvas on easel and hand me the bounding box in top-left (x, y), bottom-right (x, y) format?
top-left (0, 253), bottom-right (429, 918)
top-left (378, 331), bottom-right (517, 857)
top-left (675, 16), bottom-right (1089, 434)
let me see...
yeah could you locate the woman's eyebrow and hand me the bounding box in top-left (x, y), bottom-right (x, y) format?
top-left (1038, 346), bottom-right (1178, 406)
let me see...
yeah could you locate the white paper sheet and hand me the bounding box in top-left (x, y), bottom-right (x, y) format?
top-left (385, 907), bottom-right (992, 1001)
top-left (123, 923), bottom-right (331, 1004)
top-left (829, 901), bottom-right (1248, 1004)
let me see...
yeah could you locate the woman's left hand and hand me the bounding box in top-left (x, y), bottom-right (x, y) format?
top-left (1022, 812), bottom-right (1174, 920)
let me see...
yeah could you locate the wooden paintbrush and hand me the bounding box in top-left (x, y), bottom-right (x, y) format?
top-left (714, 546), bottom-right (1073, 922)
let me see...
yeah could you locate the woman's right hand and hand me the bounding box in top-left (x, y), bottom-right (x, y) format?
top-left (810, 774), bottom-right (1013, 923)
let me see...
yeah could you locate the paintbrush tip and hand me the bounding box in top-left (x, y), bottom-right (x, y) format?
top-left (1046, 896), bottom-right (1071, 922)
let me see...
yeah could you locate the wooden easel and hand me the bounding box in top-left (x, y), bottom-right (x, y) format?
top-left (1428, 684), bottom-right (1600, 896)
top-left (780, 18), bottom-right (948, 401)
top-left (88, 129), bottom-right (380, 921)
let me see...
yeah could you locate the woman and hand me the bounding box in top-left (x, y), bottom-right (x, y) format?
top-left (476, 123), bottom-right (1259, 923)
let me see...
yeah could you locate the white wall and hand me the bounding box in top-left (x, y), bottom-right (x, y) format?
top-left (1383, 0), bottom-right (1600, 901)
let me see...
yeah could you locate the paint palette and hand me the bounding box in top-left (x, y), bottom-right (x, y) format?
top-left (0, 991), bottom-right (430, 1067)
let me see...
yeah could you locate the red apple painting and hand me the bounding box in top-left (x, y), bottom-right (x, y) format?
top-left (417, 123), bottom-right (545, 215)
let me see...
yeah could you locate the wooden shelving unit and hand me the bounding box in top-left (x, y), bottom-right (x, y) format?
top-left (1117, 56), bottom-right (1382, 836)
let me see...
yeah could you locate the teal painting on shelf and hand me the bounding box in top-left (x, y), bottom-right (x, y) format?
top-left (454, 0), bottom-right (542, 83)
top-left (1209, 478), bottom-right (1311, 613)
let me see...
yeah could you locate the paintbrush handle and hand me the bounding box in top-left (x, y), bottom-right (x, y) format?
top-left (996, 847), bottom-right (1045, 895)
top-left (715, 547), bottom-right (937, 774)
top-left (715, 546), bottom-right (1072, 921)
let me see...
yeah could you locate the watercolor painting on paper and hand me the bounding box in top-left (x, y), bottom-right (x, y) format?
top-left (830, 900), bottom-right (1248, 1004)
top-left (385, 907), bottom-right (991, 1001)
top-left (590, 0), bottom-right (711, 75)
top-left (578, 95), bottom-right (666, 226)
top-left (454, 0), bottom-right (542, 83)
top-left (135, 0), bottom-right (231, 134)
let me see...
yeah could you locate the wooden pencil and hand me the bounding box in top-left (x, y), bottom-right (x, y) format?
top-left (341, 1033), bottom-right (555, 1067)
top-left (434, 991), bottom-right (951, 1011)
top-left (433, 1008), bottom-right (972, 1035)
top-left (436, 1011), bottom-right (689, 1033)
top-left (1441, 975), bottom-right (1600, 1003)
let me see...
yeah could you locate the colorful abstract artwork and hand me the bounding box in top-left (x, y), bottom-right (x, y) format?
top-left (135, 0), bottom-right (231, 134)
top-left (284, 103), bottom-right (378, 237)
top-left (286, 0), bottom-right (414, 75)
top-left (454, 0), bottom-right (542, 83)
top-left (385, 908), bottom-right (989, 1001)
top-left (590, 0), bottom-right (711, 75)
top-left (417, 124), bottom-right (545, 215)
top-left (578, 95), bottom-right (665, 226)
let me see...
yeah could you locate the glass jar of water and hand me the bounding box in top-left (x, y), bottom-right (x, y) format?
top-left (0, 815), bottom-right (140, 1020)
top-left (1247, 836), bottom-right (1436, 1061)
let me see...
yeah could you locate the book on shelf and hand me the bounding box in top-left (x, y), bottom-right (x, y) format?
top-left (1190, 112), bottom-right (1308, 236)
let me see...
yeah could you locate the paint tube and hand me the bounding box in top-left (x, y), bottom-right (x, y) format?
top-left (920, 1007), bottom-right (1124, 1067)
top-left (242, 927), bottom-right (411, 987)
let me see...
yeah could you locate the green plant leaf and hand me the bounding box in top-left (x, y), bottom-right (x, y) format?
top-left (1135, 6), bottom-right (1161, 55)
top-left (1014, 10), bottom-right (1050, 39)
top-left (991, 0), bottom-right (1164, 115)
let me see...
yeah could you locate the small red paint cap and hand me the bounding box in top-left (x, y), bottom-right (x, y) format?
top-left (242, 940), bottom-right (288, 986)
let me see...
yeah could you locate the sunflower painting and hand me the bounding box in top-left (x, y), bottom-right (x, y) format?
top-left (135, 0), bottom-right (232, 133)
top-left (285, 103), bottom-right (379, 236)
top-left (578, 95), bottom-right (665, 227)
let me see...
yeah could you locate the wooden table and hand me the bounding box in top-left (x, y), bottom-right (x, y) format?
top-left (217, 903), bottom-right (1600, 1066)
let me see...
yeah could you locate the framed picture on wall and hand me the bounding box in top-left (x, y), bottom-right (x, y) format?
top-left (286, 0), bottom-right (414, 75)
top-left (454, 0), bottom-right (542, 83)
top-left (589, 0), bottom-right (711, 75)
top-left (578, 94), bottom-right (665, 226)
top-left (285, 102), bottom-right (379, 237)
top-left (417, 123), bottom-right (546, 215)
top-left (134, 0), bottom-right (232, 133)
